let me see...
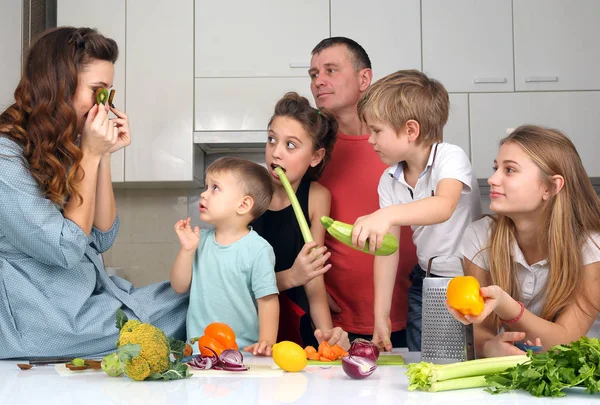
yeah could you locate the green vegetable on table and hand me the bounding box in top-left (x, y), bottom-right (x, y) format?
top-left (100, 309), bottom-right (190, 381)
top-left (71, 357), bottom-right (85, 367)
top-left (320, 216), bottom-right (398, 256)
top-left (274, 167), bottom-right (314, 243)
top-left (406, 355), bottom-right (527, 392)
top-left (485, 336), bottom-right (600, 397)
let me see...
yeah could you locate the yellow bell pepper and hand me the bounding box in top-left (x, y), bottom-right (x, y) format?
top-left (446, 276), bottom-right (485, 316)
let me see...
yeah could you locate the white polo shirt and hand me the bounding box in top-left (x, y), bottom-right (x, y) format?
top-left (461, 216), bottom-right (600, 338)
top-left (378, 142), bottom-right (482, 277)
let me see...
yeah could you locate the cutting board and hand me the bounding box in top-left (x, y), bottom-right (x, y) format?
top-left (307, 353), bottom-right (405, 366)
top-left (56, 363), bottom-right (284, 378)
top-left (191, 364), bottom-right (284, 378)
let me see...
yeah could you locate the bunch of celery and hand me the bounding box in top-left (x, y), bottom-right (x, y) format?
top-left (406, 355), bottom-right (528, 392)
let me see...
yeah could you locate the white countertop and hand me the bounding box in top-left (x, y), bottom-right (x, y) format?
top-left (0, 351), bottom-right (594, 404)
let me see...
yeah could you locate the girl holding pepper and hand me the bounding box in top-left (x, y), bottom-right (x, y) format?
top-left (448, 125), bottom-right (600, 358)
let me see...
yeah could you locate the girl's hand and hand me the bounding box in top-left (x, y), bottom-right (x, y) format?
top-left (351, 210), bottom-right (392, 253)
top-left (243, 341), bottom-right (273, 356)
top-left (372, 316), bottom-right (393, 352)
top-left (446, 285), bottom-right (508, 325)
top-left (174, 217), bottom-right (200, 252)
top-left (81, 104), bottom-right (117, 158)
top-left (290, 242), bottom-right (331, 287)
top-left (482, 331), bottom-right (532, 358)
top-left (107, 105), bottom-right (131, 153)
top-left (314, 327), bottom-right (350, 351)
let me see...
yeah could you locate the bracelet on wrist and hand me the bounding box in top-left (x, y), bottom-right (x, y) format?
top-left (500, 301), bottom-right (525, 324)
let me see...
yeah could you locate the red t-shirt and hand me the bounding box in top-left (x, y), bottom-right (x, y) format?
top-left (319, 133), bottom-right (416, 334)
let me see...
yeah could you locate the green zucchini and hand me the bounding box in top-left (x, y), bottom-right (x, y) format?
top-left (320, 216), bottom-right (399, 256)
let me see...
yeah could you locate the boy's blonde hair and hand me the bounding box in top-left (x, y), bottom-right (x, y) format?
top-left (205, 157), bottom-right (273, 220)
top-left (357, 69), bottom-right (449, 145)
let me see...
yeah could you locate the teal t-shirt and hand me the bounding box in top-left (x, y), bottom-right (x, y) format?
top-left (186, 228), bottom-right (278, 350)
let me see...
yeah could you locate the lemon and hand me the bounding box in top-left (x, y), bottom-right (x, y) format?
top-left (272, 341), bottom-right (307, 372)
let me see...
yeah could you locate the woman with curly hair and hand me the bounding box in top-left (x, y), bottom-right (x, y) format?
top-left (0, 27), bottom-right (187, 359)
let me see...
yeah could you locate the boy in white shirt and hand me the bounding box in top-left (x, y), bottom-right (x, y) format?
top-left (352, 70), bottom-right (482, 351)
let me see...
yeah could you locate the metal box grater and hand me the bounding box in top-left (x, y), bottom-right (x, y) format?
top-left (420, 257), bottom-right (475, 363)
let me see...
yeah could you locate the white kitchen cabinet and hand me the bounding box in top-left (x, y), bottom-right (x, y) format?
top-left (57, 0), bottom-right (126, 182)
top-left (195, 0), bottom-right (329, 77)
top-left (445, 94), bottom-right (470, 159)
top-left (126, 0), bottom-right (196, 182)
top-left (422, 0), bottom-right (513, 93)
top-left (330, 0), bottom-right (421, 79)
top-left (0, 1), bottom-right (21, 111)
top-left (469, 92), bottom-right (600, 178)
top-left (513, 0), bottom-right (600, 91)
top-left (194, 78), bottom-right (313, 132)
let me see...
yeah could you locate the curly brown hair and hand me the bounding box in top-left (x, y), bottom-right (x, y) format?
top-left (0, 27), bottom-right (118, 207)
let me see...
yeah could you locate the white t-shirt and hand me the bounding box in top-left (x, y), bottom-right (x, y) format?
top-left (378, 142), bottom-right (482, 277)
top-left (461, 216), bottom-right (600, 338)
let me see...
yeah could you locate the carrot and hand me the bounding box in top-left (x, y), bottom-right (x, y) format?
top-left (319, 357), bottom-right (333, 362)
top-left (307, 352), bottom-right (321, 361)
top-left (304, 346), bottom-right (317, 355)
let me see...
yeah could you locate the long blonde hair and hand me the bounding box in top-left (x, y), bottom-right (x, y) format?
top-left (487, 125), bottom-right (600, 324)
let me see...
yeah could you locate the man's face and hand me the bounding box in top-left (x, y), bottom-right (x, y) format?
top-left (309, 45), bottom-right (369, 114)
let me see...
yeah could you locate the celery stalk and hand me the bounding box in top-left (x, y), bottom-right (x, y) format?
top-left (429, 376), bottom-right (488, 392)
top-left (407, 355), bottom-right (528, 392)
top-left (431, 355), bottom-right (528, 381)
top-left (274, 167), bottom-right (314, 243)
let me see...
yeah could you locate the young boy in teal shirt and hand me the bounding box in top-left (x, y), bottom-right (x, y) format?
top-left (170, 157), bottom-right (279, 356)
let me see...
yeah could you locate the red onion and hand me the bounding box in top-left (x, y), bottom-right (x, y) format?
top-left (347, 338), bottom-right (379, 362)
top-left (187, 355), bottom-right (214, 370)
top-left (341, 355), bottom-right (377, 379)
top-left (187, 347), bottom-right (248, 372)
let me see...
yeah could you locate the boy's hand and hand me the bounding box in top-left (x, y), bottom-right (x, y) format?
top-left (243, 341), bottom-right (273, 356)
top-left (174, 217), bottom-right (200, 252)
top-left (290, 242), bottom-right (332, 286)
top-left (351, 210), bottom-right (392, 253)
top-left (372, 316), bottom-right (393, 352)
top-left (314, 327), bottom-right (350, 351)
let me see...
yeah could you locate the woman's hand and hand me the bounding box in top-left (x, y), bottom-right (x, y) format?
top-left (81, 104), bottom-right (117, 158)
top-left (107, 105), bottom-right (131, 154)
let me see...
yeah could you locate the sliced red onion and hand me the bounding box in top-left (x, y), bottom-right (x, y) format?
top-left (187, 356), bottom-right (214, 370)
top-left (347, 338), bottom-right (380, 362)
top-left (219, 349), bottom-right (244, 365)
top-left (341, 355), bottom-right (377, 379)
top-left (188, 347), bottom-right (248, 371)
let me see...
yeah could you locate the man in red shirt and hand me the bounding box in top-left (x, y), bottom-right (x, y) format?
top-left (308, 37), bottom-right (417, 349)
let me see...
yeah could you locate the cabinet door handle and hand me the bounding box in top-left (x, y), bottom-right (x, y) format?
top-left (289, 63), bottom-right (310, 69)
top-left (525, 76), bottom-right (559, 83)
top-left (473, 77), bottom-right (507, 84)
